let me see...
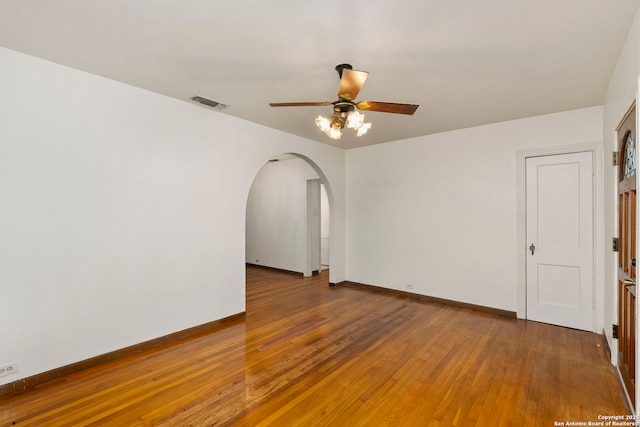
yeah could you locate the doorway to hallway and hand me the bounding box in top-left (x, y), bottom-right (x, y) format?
top-left (245, 154), bottom-right (332, 277)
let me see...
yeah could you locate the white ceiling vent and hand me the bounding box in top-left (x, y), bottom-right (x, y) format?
top-left (191, 96), bottom-right (227, 111)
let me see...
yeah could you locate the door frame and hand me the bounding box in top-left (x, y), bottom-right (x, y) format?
top-left (614, 100), bottom-right (638, 412)
top-left (304, 175), bottom-right (321, 277)
top-left (516, 143), bottom-right (603, 332)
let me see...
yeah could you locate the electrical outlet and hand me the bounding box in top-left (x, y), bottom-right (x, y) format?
top-left (0, 362), bottom-right (18, 378)
top-left (406, 284), bottom-right (414, 290)
top-left (255, 259), bottom-right (260, 263)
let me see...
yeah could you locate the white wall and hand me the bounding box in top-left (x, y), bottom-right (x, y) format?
top-left (246, 158), bottom-right (318, 273)
top-left (346, 107), bottom-right (603, 313)
top-left (603, 7), bottom-right (640, 363)
top-left (0, 47), bottom-right (346, 385)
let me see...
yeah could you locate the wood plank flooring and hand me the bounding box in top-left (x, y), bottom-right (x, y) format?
top-left (0, 266), bottom-right (631, 426)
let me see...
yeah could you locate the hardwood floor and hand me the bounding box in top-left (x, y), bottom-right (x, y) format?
top-left (0, 266), bottom-right (631, 426)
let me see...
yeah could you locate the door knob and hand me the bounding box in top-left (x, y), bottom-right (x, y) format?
top-left (624, 279), bottom-right (636, 286)
top-left (529, 243), bottom-right (536, 255)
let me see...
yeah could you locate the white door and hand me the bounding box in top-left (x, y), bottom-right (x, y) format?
top-left (526, 152), bottom-right (594, 331)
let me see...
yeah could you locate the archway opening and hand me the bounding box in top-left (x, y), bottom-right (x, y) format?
top-left (245, 153), bottom-right (335, 279)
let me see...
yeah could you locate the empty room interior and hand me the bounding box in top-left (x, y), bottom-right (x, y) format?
top-left (3, 1), bottom-right (640, 425)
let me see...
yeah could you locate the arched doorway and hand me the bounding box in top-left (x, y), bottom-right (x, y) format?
top-left (245, 153), bottom-right (335, 279)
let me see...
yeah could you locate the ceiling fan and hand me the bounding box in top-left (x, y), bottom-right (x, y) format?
top-left (269, 64), bottom-right (419, 140)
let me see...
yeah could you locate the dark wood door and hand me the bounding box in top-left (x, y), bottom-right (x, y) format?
top-left (618, 103), bottom-right (636, 407)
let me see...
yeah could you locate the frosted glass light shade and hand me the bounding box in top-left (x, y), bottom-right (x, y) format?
top-left (327, 127), bottom-right (343, 139)
top-left (315, 115), bottom-right (331, 132)
top-left (346, 111), bottom-right (365, 129)
top-left (356, 122), bottom-right (372, 136)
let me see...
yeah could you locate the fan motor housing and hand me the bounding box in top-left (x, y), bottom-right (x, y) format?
top-left (331, 100), bottom-right (356, 128)
top-left (334, 100), bottom-right (355, 114)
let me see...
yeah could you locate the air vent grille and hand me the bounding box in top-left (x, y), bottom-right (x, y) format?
top-left (191, 96), bottom-right (227, 111)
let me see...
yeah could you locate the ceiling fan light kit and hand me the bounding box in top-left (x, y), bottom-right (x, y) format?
top-left (316, 108), bottom-right (372, 139)
top-left (270, 64), bottom-right (419, 141)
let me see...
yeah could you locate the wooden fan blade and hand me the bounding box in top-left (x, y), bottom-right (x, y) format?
top-left (270, 102), bottom-right (333, 107)
top-left (338, 69), bottom-right (369, 101)
top-left (356, 101), bottom-right (419, 115)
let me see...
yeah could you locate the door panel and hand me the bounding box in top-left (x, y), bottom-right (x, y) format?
top-left (537, 264), bottom-right (580, 307)
top-left (526, 152), bottom-right (594, 331)
top-left (537, 162), bottom-right (581, 248)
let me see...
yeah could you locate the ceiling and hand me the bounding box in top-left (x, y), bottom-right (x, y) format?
top-left (1, 1), bottom-right (639, 149)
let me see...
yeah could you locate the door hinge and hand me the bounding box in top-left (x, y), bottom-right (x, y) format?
top-left (613, 237), bottom-right (619, 252)
top-left (613, 324), bottom-right (619, 339)
top-left (613, 151), bottom-right (619, 166)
